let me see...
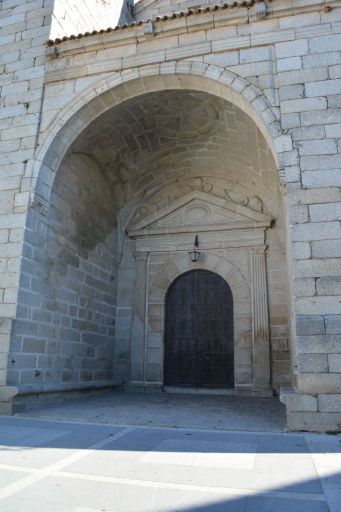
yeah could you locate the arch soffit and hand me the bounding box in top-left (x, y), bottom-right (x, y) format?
top-left (150, 252), bottom-right (250, 306)
top-left (34, 61), bottom-right (286, 203)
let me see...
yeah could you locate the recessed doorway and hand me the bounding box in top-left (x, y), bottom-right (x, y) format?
top-left (164, 270), bottom-right (234, 389)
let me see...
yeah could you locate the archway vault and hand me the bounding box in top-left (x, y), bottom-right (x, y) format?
top-left (32, 61), bottom-right (288, 208)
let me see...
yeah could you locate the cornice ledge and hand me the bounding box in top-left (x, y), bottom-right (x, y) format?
top-left (45, 0), bottom-right (338, 59)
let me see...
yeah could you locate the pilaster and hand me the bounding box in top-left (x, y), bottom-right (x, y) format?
top-left (129, 251), bottom-right (149, 385)
top-left (251, 246), bottom-right (272, 395)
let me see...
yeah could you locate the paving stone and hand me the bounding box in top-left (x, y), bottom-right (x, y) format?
top-left (0, 408), bottom-right (338, 512)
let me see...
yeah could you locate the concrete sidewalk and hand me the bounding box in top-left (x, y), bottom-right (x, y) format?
top-left (0, 414), bottom-right (340, 512)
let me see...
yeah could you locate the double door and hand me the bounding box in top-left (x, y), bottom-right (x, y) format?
top-left (165, 270), bottom-right (234, 389)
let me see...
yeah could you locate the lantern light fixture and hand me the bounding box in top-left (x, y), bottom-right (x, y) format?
top-left (188, 235), bottom-right (201, 263)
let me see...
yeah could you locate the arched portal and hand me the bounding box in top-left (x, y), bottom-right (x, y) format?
top-left (6, 77), bottom-right (291, 407)
top-left (165, 270), bottom-right (234, 389)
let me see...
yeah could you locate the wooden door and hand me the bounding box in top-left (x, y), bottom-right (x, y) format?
top-left (165, 270), bottom-right (234, 388)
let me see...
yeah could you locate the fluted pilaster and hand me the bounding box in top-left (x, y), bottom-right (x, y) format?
top-left (251, 246), bottom-right (271, 393)
top-left (130, 252), bottom-right (149, 383)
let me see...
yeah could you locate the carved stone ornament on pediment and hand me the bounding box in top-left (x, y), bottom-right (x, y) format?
top-left (133, 178), bottom-right (264, 224)
top-left (225, 190), bottom-right (263, 213)
top-left (128, 190), bottom-right (272, 238)
top-left (184, 177), bottom-right (213, 194)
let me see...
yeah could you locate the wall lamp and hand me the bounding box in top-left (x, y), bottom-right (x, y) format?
top-left (188, 235), bottom-right (201, 263)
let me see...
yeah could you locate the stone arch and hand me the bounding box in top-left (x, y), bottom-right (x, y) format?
top-left (32, 61), bottom-right (289, 206)
top-left (145, 252), bottom-right (253, 389)
top-left (8, 59), bottom-right (289, 401)
top-left (150, 251), bottom-right (250, 305)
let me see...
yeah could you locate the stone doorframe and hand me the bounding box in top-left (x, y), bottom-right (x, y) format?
top-left (128, 244), bottom-right (272, 396)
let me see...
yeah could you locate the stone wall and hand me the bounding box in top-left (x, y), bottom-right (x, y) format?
top-left (0, 0), bottom-right (55, 410)
top-left (7, 153), bottom-right (117, 396)
top-left (0, 0), bottom-right (135, 411)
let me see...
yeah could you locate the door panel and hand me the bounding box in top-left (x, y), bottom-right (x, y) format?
top-left (165, 270), bottom-right (234, 389)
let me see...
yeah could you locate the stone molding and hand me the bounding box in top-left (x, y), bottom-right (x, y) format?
top-left (30, 193), bottom-right (50, 217)
top-left (128, 189), bottom-right (272, 237)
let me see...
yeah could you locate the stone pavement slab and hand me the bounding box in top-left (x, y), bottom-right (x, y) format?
top-left (0, 415), bottom-right (340, 512)
top-left (16, 390), bottom-right (287, 432)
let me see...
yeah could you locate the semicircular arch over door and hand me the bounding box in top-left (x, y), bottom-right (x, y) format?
top-left (165, 270), bottom-right (234, 389)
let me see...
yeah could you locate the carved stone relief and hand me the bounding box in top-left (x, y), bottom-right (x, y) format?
top-left (130, 178), bottom-right (267, 231)
top-left (126, 188), bottom-right (272, 394)
top-left (139, 93), bottom-right (218, 139)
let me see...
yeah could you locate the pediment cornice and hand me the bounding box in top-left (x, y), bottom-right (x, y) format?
top-left (128, 190), bottom-right (272, 238)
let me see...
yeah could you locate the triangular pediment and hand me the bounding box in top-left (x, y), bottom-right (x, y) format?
top-left (128, 191), bottom-right (272, 238)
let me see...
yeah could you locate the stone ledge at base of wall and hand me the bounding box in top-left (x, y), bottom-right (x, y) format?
top-left (0, 386), bottom-right (18, 415)
top-left (125, 381), bottom-right (163, 393)
top-left (125, 382), bottom-right (275, 397)
top-left (0, 383), bottom-right (121, 415)
top-left (280, 386), bottom-right (341, 432)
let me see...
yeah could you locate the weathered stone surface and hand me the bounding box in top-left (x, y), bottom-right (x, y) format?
top-left (280, 387), bottom-right (317, 412)
top-left (293, 278), bottom-right (315, 297)
top-left (309, 203), bottom-right (341, 222)
top-left (318, 394), bottom-right (341, 413)
top-left (291, 222), bottom-right (341, 242)
top-left (312, 239), bottom-right (341, 258)
top-left (287, 411), bottom-right (341, 432)
top-left (294, 259), bottom-right (341, 278)
top-left (328, 354), bottom-right (341, 373)
top-left (325, 316), bottom-right (341, 334)
top-left (297, 334), bottom-right (341, 354)
top-left (296, 315), bottom-right (325, 336)
top-left (297, 373), bottom-right (341, 394)
top-left (297, 353), bottom-right (328, 373)
top-left (316, 277), bottom-right (341, 296)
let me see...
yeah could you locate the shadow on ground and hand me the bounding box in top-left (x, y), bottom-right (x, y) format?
top-left (0, 391), bottom-right (339, 512)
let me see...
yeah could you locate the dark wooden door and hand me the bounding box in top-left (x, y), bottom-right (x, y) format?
top-left (165, 270), bottom-right (234, 389)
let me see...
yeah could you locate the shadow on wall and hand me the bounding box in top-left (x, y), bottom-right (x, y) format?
top-left (7, 153), bottom-right (118, 391)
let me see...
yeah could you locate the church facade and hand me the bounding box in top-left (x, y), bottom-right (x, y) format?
top-left (0, 0), bottom-right (341, 432)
